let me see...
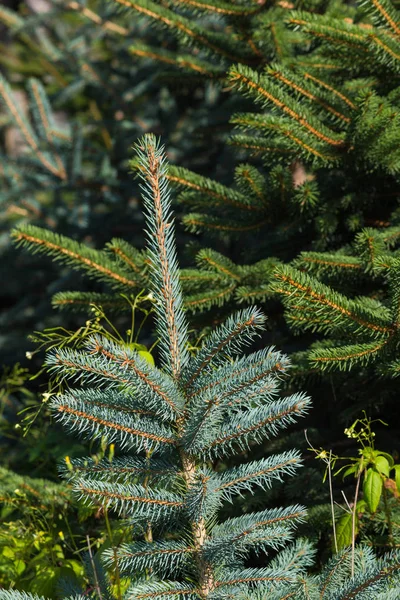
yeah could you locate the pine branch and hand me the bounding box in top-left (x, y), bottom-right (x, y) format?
top-left (108, 540), bottom-right (195, 576)
top-left (51, 390), bottom-right (177, 452)
top-left (74, 478), bottom-right (184, 520)
top-left (210, 452), bottom-right (303, 500)
top-left (230, 113), bottom-right (339, 165)
top-left (27, 78), bottom-right (67, 177)
top-left (360, 0), bottom-right (400, 37)
top-left (184, 284), bottom-right (237, 312)
top-left (59, 456), bottom-right (178, 485)
top-left (183, 212), bottom-right (271, 234)
top-left (66, 1), bottom-right (129, 36)
top-left (46, 335), bottom-right (184, 420)
top-left (308, 340), bottom-right (389, 370)
top-left (124, 581), bottom-right (198, 600)
top-left (167, 166), bottom-right (265, 213)
top-left (168, 0), bottom-right (264, 17)
top-left (113, 0), bottom-right (256, 63)
top-left (196, 394), bottom-right (310, 458)
top-left (107, 238), bottom-right (148, 278)
top-left (266, 64), bottom-right (351, 123)
top-left (286, 12), bottom-right (369, 51)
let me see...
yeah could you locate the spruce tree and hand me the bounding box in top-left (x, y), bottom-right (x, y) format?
top-left (2, 135), bottom-right (314, 598)
top-left (3, 132), bottom-right (400, 600)
top-left (3, 0), bottom-right (400, 577)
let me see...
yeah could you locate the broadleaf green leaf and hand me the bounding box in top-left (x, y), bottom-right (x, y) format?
top-left (363, 468), bottom-right (382, 513)
top-left (376, 451), bottom-right (394, 467)
top-left (336, 510), bottom-right (358, 551)
top-left (393, 465), bottom-right (400, 492)
top-left (342, 464), bottom-right (358, 479)
top-left (138, 350), bottom-right (155, 366)
top-left (375, 455), bottom-right (390, 477)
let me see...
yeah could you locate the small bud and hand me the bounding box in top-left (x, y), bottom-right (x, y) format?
top-left (108, 444), bottom-right (115, 462)
top-left (26, 352), bottom-right (33, 360)
top-left (316, 450), bottom-right (328, 460)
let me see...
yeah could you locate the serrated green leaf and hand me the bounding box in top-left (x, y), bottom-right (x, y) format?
top-left (363, 468), bottom-right (382, 513)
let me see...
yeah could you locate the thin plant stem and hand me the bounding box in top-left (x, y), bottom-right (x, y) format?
top-left (382, 482), bottom-right (394, 547)
top-left (62, 510), bottom-right (80, 553)
top-left (341, 491), bottom-right (353, 514)
top-left (121, 293), bottom-right (137, 345)
top-left (304, 430), bottom-right (339, 550)
top-left (351, 472), bottom-right (362, 579)
top-left (328, 450), bottom-right (338, 553)
top-left (101, 310), bottom-right (124, 343)
top-left (104, 508), bottom-right (122, 600)
top-left (144, 449), bottom-right (153, 544)
top-left (86, 534), bottom-right (103, 600)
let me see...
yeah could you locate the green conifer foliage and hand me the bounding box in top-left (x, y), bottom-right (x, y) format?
top-left (11, 223), bottom-right (278, 314)
top-left (4, 135), bottom-right (314, 598)
top-left (0, 0), bottom-right (233, 361)
top-left (117, 0), bottom-right (400, 247)
top-left (3, 0), bottom-right (400, 581)
top-left (5, 136), bottom-right (400, 600)
top-left (272, 225), bottom-right (400, 375)
top-left (4, 0), bottom-right (400, 361)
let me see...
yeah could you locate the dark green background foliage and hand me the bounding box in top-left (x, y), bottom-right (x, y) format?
top-left (1, 0), bottom-right (400, 596)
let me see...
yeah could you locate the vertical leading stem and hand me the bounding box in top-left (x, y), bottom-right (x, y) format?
top-left (180, 451), bottom-right (215, 599)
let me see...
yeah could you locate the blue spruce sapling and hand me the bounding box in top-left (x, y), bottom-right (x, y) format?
top-left (2, 135), bottom-right (313, 598)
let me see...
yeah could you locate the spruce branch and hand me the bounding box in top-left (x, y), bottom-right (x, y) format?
top-left (66, 1), bottom-right (129, 36)
top-left (167, 0), bottom-right (264, 17)
top-left (113, 0), bottom-right (256, 64)
top-left (360, 0), bottom-right (400, 37)
top-left (12, 225), bottom-right (140, 290)
top-left (134, 134), bottom-right (189, 380)
top-left (228, 64), bottom-right (345, 149)
top-left (129, 42), bottom-right (223, 78)
top-left (0, 75), bottom-right (66, 179)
